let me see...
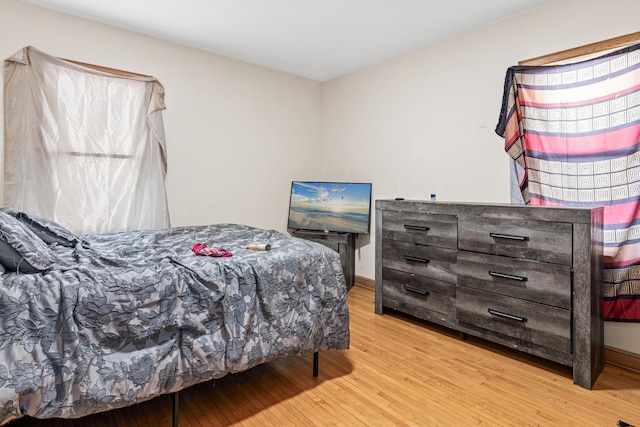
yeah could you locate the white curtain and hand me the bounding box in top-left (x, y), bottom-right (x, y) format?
top-left (3, 46), bottom-right (170, 234)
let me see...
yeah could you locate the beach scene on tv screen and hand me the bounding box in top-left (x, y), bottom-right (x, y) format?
top-left (289, 182), bottom-right (371, 233)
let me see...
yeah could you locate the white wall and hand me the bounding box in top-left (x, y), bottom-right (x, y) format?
top-left (322, 0), bottom-right (640, 354)
top-left (2, 0), bottom-right (639, 354)
top-left (0, 0), bottom-right (323, 231)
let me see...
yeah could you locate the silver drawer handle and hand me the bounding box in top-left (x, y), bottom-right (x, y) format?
top-left (489, 271), bottom-right (528, 281)
top-left (489, 232), bottom-right (529, 241)
top-left (488, 308), bottom-right (527, 323)
top-left (403, 284), bottom-right (429, 295)
top-left (404, 255), bottom-right (429, 263)
top-left (404, 224), bottom-right (429, 231)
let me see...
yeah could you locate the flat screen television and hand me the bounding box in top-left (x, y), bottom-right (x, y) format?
top-left (287, 181), bottom-right (372, 234)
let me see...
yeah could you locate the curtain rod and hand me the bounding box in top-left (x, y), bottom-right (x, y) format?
top-left (519, 31), bottom-right (640, 66)
top-left (63, 59), bottom-right (152, 78)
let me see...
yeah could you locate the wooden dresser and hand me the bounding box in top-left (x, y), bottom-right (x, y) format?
top-left (375, 200), bottom-right (604, 389)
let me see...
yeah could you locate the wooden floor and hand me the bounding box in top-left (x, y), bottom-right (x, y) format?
top-left (10, 285), bottom-right (640, 426)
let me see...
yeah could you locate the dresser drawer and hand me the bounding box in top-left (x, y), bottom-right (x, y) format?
top-left (381, 211), bottom-right (457, 249)
top-left (382, 239), bottom-right (457, 283)
top-left (456, 286), bottom-right (571, 354)
top-left (456, 251), bottom-right (572, 309)
top-left (375, 200), bottom-right (604, 389)
top-left (381, 267), bottom-right (456, 317)
top-left (458, 215), bottom-right (572, 265)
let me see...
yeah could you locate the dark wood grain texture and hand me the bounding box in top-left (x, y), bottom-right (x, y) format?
top-left (375, 200), bottom-right (604, 389)
top-left (291, 230), bottom-right (356, 290)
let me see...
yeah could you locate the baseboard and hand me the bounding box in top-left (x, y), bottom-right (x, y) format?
top-left (355, 275), bottom-right (640, 373)
top-left (354, 275), bottom-right (374, 290)
top-left (605, 346), bottom-right (640, 373)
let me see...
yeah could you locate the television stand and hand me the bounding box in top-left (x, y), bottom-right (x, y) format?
top-left (291, 230), bottom-right (356, 290)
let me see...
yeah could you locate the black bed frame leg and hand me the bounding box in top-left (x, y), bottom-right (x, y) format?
top-left (313, 351), bottom-right (319, 377)
top-left (172, 391), bottom-right (179, 427)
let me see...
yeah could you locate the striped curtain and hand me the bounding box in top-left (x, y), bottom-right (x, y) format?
top-left (496, 43), bottom-right (640, 321)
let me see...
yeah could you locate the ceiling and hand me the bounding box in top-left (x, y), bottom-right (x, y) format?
top-left (22, 0), bottom-right (553, 82)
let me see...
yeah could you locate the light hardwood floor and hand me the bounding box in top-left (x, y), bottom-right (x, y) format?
top-left (10, 285), bottom-right (640, 426)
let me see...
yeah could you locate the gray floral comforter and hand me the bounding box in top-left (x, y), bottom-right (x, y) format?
top-left (0, 223), bottom-right (349, 425)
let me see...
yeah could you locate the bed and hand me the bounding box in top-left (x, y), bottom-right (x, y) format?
top-left (0, 208), bottom-right (350, 425)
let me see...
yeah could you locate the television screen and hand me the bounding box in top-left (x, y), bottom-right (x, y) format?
top-left (287, 181), bottom-right (372, 234)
